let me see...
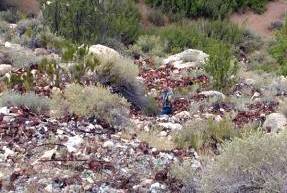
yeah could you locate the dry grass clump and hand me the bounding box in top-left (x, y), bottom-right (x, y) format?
top-left (0, 91), bottom-right (50, 113)
top-left (174, 118), bottom-right (238, 150)
top-left (50, 84), bottom-right (130, 128)
top-left (200, 131), bottom-right (287, 193)
top-left (138, 129), bottom-right (175, 151)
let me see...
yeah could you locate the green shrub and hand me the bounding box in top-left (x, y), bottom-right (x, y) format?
top-left (6, 48), bottom-right (41, 68)
top-left (148, 10), bottom-right (165, 27)
top-left (0, 20), bottom-right (9, 35)
top-left (143, 96), bottom-right (159, 116)
top-left (93, 53), bottom-right (149, 111)
top-left (146, 0), bottom-right (271, 19)
top-left (50, 84), bottom-right (130, 128)
top-left (174, 118), bottom-right (238, 150)
top-left (131, 35), bottom-right (166, 56)
top-left (42, 0), bottom-right (141, 44)
top-left (0, 91), bottom-right (50, 113)
top-left (270, 18), bottom-right (287, 76)
top-left (193, 19), bottom-right (245, 46)
top-left (200, 131), bottom-right (287, 193)
top-left (207, 117), bottom-right (239, 143)
top-left (0, 9), bottom-right (21, 23)
top-left (174, 120), bottom-right (207, 150)
top-left (204, 43), bottom-right (239, 92)
top-left (147, 21), bottom-right (247, 56)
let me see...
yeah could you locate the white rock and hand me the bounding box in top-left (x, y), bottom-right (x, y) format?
top-left (158, 122), bottom-right (183, 131)
top-left (40, 148), bottom-right (57, 160)
top-left (103, 140), bottom-right (114, 149)
top-left (263, 113), bottom-right (287, 133)
top-left (2, 146), bottom-right (15, 160)
top-left (9, 24), bottom-right (17, 29)
top-left (144, 125), bottom-right (150, 132)
top-left (64, 135), bottom-right (83, 152)
top-left (0, 64), bottom-right (12, 76)
top-left (199, 90), bottom-right (226, 100)
top-left (0, 107), bottom-right (9, 115)
top-left (159, 131), bottom-right (168, 137)
top-left (214, 115), bottom-right (222, 122)
top-left (174, 111), bottom-right (191, 120)
top-left (191, 159), bottom-right (202, 169)
top-left (34, 48), bottom-right (49, 56)
top-left (4, 42), bottom-right (21, 49)
top-left (150, 182), bottom-right (166, 193)
top-left (157, 115), bottom-right (169, 122)
top-left (163, 49), bottom-right (209, 69)
top-left (3, 115), bottom-right (14, 122)
top-left (89, 44), bottom-right (120, 59)
top-left (44, 184), bottom-right (53, 192)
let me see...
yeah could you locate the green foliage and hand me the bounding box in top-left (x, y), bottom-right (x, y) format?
top-left (38, 58), bottom-right (61, 87)
top-left (192, 19), bottom-right (246, 46)
top-left (146, 0), bottom-right (271, 19)
top-left (62, 45), bottom-right (100, 83)
top-left (5, 71), bottom-right (34, 91)
top-left (174, 118), bottom-right (238, 150)
top-left (0, 20), bottom-right (9, 34)
top-left (6, 48), bottom-right (41, 68)
top-left (50, 84), bottom-right (130, 128)
top-left (148, 10), bottom-right (165, 27)
top-left (0, 91), bottom-right (50, 113)
top-left (132, 35), bottom-right (167, 56)
top-left (204, 43), bottom-right (239, 92)
top-left (0, 9), bottom-right (21, 23)
top-left (270, 18), bottom-right (287, 76)
top-left (200, 131), bottom-right (287, 193)
top-left (146, 21), bottom-right (250, 55)
top-left (143, 96), bottom-right (159, 116)
top-left (207, 117), bottom-right (239, 143)
top-left (174, 120), bottom-right (207, 150)
top-left (42, 0), bottom-right (141, 45)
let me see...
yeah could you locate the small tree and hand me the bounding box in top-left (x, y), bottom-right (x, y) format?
top-left (204, 43), bottom-right (239, 92)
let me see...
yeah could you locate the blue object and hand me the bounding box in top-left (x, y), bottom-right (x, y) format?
top-left (160, 106), bottom-right (172, 115)
top-left (160, 89), bottom-right (173, 115)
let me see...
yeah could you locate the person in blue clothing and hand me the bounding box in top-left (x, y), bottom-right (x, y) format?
top-left (160, 82), bottom-right (174, 115)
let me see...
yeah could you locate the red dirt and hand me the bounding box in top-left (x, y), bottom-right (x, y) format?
top-left (230, 0), bottom-right (287, 38)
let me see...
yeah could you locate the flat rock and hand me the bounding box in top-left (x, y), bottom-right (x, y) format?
top-left (199, 90), bottom-right (226, 100)
top-left (158, 122), bottom-right (183, 131)
top-left (89, 44), bottom-right (120, 59)
top-left (0, 64), bottom-right (12, 76)
top-left (263, 113), bottom-right (287, 133)
top-left (163, 49), bottom-right (208, 69)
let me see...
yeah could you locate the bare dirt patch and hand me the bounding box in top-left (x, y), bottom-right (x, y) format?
top-left (230, 1), bottom-right (287, 38)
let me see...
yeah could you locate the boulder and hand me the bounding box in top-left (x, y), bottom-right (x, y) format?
top-left (34, 48), bottom-right (49, 56)
top-left (158, 122), bottom-right (183, 131)
top-left (4, 42), bottom-right (21, 49)
top-left (174, 111), bottom-right (191, 121)
top-left (199, 90), bottom-right (226, 100)
top-left (163, 49), bottom-right (209, 69)
top-left (0, 52), bottom-right (11, 64)
top-left (263, 113), bottom-right (287, 133)
top-left (89, 44), bottom-right (120, 59)
top-left (0, 64), bottom-right (12, 76)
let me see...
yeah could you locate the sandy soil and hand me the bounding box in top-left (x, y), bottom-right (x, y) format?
top-left (230, 0), bottom-right (287, 38)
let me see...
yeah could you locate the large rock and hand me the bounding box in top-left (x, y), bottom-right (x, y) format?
top-left (163, 49), bottom-right (209, 69)
top-left (199, 90), bottom-right (226, 100)
top-left (158, 122), bottom-right (183, 131)
top-left (89, 44), bottom-right (120, 59)
top-left (263, 113), bottom-right (287, 133)
top-left (0, 52), bottom-right (11, 64)
top-left (0, 64), bottom-right (12, 76)
top-left (4, 42), bottom-right (21, 49)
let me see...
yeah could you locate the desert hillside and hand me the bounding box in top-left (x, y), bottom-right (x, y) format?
top-left (0, 0), bottom-right (287, 192)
